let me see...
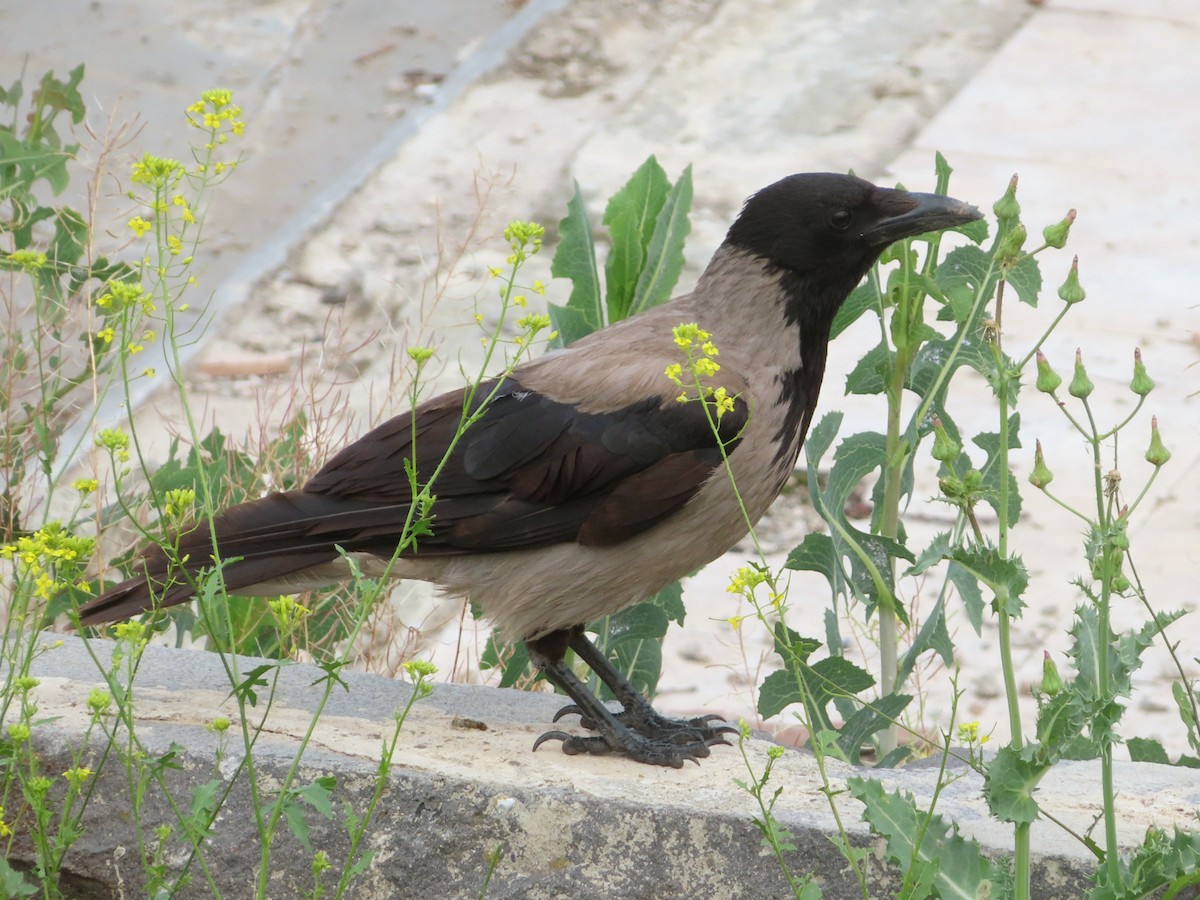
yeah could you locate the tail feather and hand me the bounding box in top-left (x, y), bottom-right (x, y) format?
top-left (77, 491), bottom-right (360, 626)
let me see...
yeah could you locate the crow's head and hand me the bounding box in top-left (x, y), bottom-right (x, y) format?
top-left (725, 172), bottom-right (981, 286)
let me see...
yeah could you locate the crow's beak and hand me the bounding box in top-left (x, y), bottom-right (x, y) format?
top-left (865, 189), bottom-right (982, 246)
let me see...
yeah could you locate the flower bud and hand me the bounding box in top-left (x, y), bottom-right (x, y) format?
top-left (1029, 440), bottom-right (1053, 489)
top-left (931, 416), bottom-right (960, 463)
top-left (1041, 652), bottom-right (1063, 697)
top-left (993, 174), bottom-right (1021, 227)
top-left (939, 474), bottom-right (964, 499)
top-left (1042, 209), bottom-right (1076, 249)
top-left (1130, 348), bottom-right (1154, 397)
top-left (1058, 256), bottom-right (1086, 304)
top-left (997, 223), bottom-right (1027, 268)
top-left (1068, 349), bottom-right (1093, 399)
top-left (1110, 525), bottom-right (1129, 551)
top-left (1145, 416), bottom-right (1170, 467)
top-left (1035, 350), bottom-right (1062, 394)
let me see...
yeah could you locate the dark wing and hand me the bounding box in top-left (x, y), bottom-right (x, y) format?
top-left (77, 375), bottom-right (747, 625)
top-left (306, 375), bottom-right (749, 553)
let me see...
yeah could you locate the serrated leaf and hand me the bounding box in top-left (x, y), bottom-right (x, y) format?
top-left (1128, 737), bottom-right (1171, 765)
top-left (282, 778), bottom-right (337, 855)
top-left (908, 531), bottom-right (954, 577)
top-left (548, 181), bottom-right (603, 347)
top-left (950, 545), bottom-right (1027, 616)
top-left (898, 595), bottom-right (954, 683)
top-left (837, 693), bottom-right (911, 763)
top-left (935, 245), bottom-right (995, 325)
top-left (801, 420), bottom-right (912, 618)
top-left (850, 776), bottom-right (998, 897)
top-left (784, 531), bottom-right (838, 587)
top-left (1034, 690), bottom-right (1085, 755)
top-left (1005, 252), bottom-right (1042, 307)
top-left (983, 746), bottom-right (1046, 825)
top-left (591, 597), bottom-right (671, 698)
top-left (758, 668), bottom-right (805, 719)
top-left (649, 579), bottom-right (686, 626)
top-left (972, 413), bottom-right (1022, 527)
top-left (830, 280), bottom-right (879, 339)
top-left (628, 165), bottom-right (692, 316)
top-left (612, 637), bottom-right (663, 698)
top-left (948, 561), bottom-right (985, 635)
top-left (603, 155), bottom-right (670, 322)
top-left (845, 339), bottom-right (891, 396)
top-left (602, 601), bottom-right (669, 644)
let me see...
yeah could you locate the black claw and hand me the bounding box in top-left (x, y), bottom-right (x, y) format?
top-left (532, 730), bottom-right (574, 752)
top-left (552, 704), bottom-right (583, 723)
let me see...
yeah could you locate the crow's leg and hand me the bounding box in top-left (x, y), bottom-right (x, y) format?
top-left (527, 627), bottom-right (732, 767)
top-left (564, 629), bottom-right (737, 743)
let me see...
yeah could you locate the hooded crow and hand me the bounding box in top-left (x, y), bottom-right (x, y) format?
top-left (78, 173), bottom-right (980, 766)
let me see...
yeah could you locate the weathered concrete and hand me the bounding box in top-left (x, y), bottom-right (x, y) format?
top-left (14, 635), bottom-right (1198, 897)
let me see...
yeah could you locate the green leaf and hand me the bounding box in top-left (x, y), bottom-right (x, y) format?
top-left (1128, 737), bottom-right (1171, 765)
top-left (49, 205), bottom-right (87, 267)
top-left (1092, 826), bottom-right (1200, 900)
top-left (0, 858), bottom-right (36, 897)
top-left (1034, 690), bottom-right (1085, 755)
top-left (228, 663), bottom-right (277, 708)
top-left (972, 414), bottom-right (1022, 527)
top-left (185, 779), bottom-right (222, 839)
top-left (592, 597), bottom-right (672, 698)
top-left (757, 625), bottom-right (822, 718)
top-left (950, 545), bottom-right (1027, 616)
top-left (844, 339), bottom-right (891, 396)
top-left (628, 164), bottom-right (692, 317)
top-left (830, 280), bottom-right (878, 339)
top-left (849, 776), bottom-right (999, 896)
top-left (837, 693), bottom-right (911, 764)
top-left (649, 579), bottom-right (686, 626)
top-left (982, 745), bottom-right (1046, 825)
top-left (898, 595), bottom-right (954, 683)
top-left (758, 669), bottom-right (803, 720)
top-left (602, 155), bottom-right (670, 322)
top-left (1004, 252), bottom-right (1042, 307)
top-left (935, 245), bottom-right (995, 325)
top-left (948, 561), bottom-right (985, 635)
top-left (784, 532), bottom-right (839, 588)
top-left (479, 636), bottom-right (530, 689)
top-left (548, 181), bottom-right (603, 347)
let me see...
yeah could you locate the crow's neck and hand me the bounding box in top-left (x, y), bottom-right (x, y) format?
top-left (769, 264), bottom-right (869, 465)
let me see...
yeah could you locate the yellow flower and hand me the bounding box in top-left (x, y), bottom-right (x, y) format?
top-left (710, 386), bottom-right (736, 419)
top-left (727, 565), bottom-right (766, 595)
top-left (671, 322), bottom-right (711, 350)
top-left (73, 478), bottom-right (99, 495)
top-left (63, 766), bottom-right (93, 789)
top-left (128, 216), bottom-right (152, 237)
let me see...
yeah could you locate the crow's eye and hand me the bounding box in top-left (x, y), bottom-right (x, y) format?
top-left (830, 210), bottom-right (852, 231)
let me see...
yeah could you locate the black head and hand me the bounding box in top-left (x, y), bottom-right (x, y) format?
top-left (725, 172), bottom-right (981, 288)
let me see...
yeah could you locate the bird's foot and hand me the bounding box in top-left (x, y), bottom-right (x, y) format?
top-left (553, 702), bottom-right (738, 745)
top-left (532, 727), bottom-right (726, 768)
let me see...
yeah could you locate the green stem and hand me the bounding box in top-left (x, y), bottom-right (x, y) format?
top-left (989, 278), bottom-right (1030, 900)
top-left (1080, 395), bottom-right (1121, 884)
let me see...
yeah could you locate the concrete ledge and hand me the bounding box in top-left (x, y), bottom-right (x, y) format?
top-left (8, 636), bottom-right (1196, 897)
